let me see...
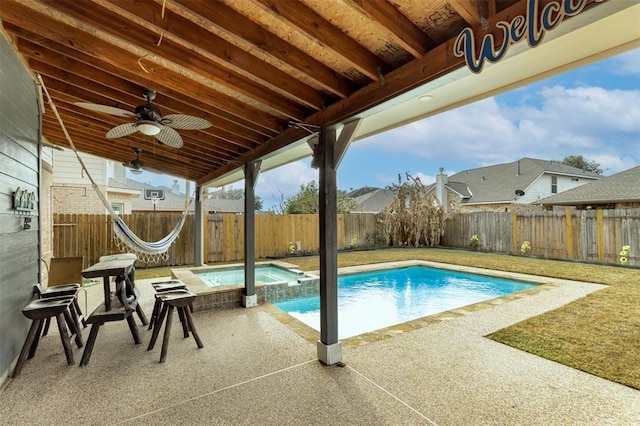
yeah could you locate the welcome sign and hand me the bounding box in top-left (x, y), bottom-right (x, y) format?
top-left (454, 0), bottom-right (606, 73)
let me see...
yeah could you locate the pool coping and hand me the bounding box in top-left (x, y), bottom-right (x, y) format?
top-left (261, 260), bottom-right (568, 349)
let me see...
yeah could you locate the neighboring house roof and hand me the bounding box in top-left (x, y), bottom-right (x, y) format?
top-left (350, 187), bottom-right (395, 213)
top-left (441, 157), bottom-right (601, 205)
top-left (120, 178), bottom-right (244, 212)
top-left (347, 186), bottom-right (379, 198)
top-left (106, 178), bottom-right (139, 195)
top-left (537, 166), bottom-right (640, 206)
top-left (443, 182), bottom-right (473, 198)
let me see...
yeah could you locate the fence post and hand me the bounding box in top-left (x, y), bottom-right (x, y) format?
top-left (512, 211), bottom-right (518, 254)
top-left (596, 209), bottom-right (605, 262)
top-left (566, 210), bottom-right (573, 258)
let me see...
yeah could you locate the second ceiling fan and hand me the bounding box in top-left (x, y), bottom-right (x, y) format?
top-left (75, 88), bottom-right (211, 148)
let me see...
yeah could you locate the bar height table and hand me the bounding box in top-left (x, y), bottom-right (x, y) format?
top-left (79, 253), bottom-right (146, 366)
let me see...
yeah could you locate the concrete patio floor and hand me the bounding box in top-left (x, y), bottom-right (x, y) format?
top-left (1, 274), bottom-right (638, 425)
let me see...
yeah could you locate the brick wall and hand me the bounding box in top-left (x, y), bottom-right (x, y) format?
top-left (41, 160), bottom-right (53, 284)
top-left (52, 184), bottom-right (108, 214)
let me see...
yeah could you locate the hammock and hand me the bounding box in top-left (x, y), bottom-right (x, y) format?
top-left (112, 212), bottom-right (190, 262)
top-left (37, 74), bottom-right (192, 262)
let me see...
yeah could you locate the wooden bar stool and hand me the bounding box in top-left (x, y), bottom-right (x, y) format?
top-left (79, 279), bottom-right (142, 367)
top-left (148, 280), bottom-right (187, 331)
top-left (35, 284), bottom-right (85, 338)
top-left (13, 296), bottom-right (81, 377)
top-left (147, 290), bottom-right (203, 363)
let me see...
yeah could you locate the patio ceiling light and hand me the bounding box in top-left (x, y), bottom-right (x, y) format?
top-left (136, 120), bottom-right (162, 136)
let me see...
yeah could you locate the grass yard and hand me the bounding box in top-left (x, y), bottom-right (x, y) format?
top-left (137, 248), bottom-right (640, 390)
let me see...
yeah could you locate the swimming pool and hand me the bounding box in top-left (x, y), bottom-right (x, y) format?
top-left (273, 265), bottom-right (536, 339)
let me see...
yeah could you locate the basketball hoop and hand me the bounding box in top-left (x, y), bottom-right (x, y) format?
top-left (151, 196), bottom-right (159, 211)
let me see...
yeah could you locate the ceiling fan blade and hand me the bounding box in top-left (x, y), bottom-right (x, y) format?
top-left (154, 125), bottom-right (183, 148)
top-left (74, 102), bottom-right (137, 118)
top-left (106, 123), bottom-right (138, 139)
top-left (162, 114), bottom-right (211, 130)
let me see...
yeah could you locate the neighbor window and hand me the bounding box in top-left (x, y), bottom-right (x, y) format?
top-left (551, 176), bottom-right (558, 194)
top-left (111, 203), bottom-right (124, 215)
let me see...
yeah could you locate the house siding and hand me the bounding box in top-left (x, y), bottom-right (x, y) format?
top-left (522, 173), bottom-right (596, 203)
top-left (52, 149), bottom-right (107, 185)
top-left (52, 151), bottom-right (139, 214)
top-left (0, 33), bottom-right (41, 380)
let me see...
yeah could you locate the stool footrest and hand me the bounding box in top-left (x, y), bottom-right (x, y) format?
top-left (86, 303), bottom-right (133, 324)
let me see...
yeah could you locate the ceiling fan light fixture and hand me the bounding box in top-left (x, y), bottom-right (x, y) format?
top-left (136, 120), bottom-right (162, 136)
top-left (130, 168), bottom-right (143, 175)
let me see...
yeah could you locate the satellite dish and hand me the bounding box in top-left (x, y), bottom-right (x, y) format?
top-left (515, 189), bottom-right (525, 196)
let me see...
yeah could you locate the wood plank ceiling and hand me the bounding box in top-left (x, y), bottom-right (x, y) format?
top-left (2, 0), bottom-right (539, 185)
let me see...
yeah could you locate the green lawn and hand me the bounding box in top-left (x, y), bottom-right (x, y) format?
top-left (138, 248), bottom-right (640, 390)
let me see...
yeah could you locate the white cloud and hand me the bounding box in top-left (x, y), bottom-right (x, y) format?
top-left (356, 83), bottom-right (640, 175)
top-left (612, 48), bottom-right (640, 75)
top-left (256, 160), bottom-right (317, 209)
top-left (359, 98), bottom-right (524, 166)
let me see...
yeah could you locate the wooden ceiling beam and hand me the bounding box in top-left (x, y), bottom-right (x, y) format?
top-left (171, 0), bottom-right (355, 98)
top-left (0, 5), bottom-right (283, 134)
top-left (196, 0), bottom-right (531, 185)
top-left (42, 112), bottom-right (230, 170)
top-left (487, 1), bottom-right (497, 17)
top-left (448, 0), bottom-right (483, 28)
top-left (43, 132), bottom-right (208, 180)
top-left (253, 0), bottom-right (390, 82)
top-left (42, 120), bottom-right (226, 174)
top-left (98, 0), bottom-right (328, 110)
top-left (343, 0), bottom-right (435, 58)
top-left (18, 41), bottom-right (262, 151)
top-left (42, 121), bottom-right (217, 171)
top-left (49, 95), bottom-right (248, 161)
top-left (45, 100), bottom-right (240, 163)
top-left (12, 33), bottom-right (276, 143)
top-left (45, 86), bottom-right (252, 160)
top-left (43, 0), bottom-right (310, 120)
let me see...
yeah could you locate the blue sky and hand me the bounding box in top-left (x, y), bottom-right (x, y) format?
top-left (129, 48), bottom-right (640, 210)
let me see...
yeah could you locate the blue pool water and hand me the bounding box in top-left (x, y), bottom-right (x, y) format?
top-left (198, 266), bottom-right (303, 287)
top-left (274, 265), bottom-right (536, 339)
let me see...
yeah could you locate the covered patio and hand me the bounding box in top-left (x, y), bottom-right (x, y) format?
top-left (1, 0), bottom-right (639, 415)
top-left (1, 273), bottom-right (638, 424)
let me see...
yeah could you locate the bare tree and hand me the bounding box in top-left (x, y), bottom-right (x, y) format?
top-left (378, 173), bottom-right (446, 247)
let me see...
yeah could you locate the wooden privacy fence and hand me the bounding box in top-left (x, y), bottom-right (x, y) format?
top-left (55, 210), bottom-right (637, 267)
top-left (53, 213), bottom-right (382, 266)
top-left (206, 213), bottom-right (384, 262)
top-left (442, 209), bottom-right (640, 266)
top-left (53, 213), bottom-right (195, 267)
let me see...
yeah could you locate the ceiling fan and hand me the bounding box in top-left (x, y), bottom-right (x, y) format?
top-left (124, 148), bottom-right (145, 175)
top-left (74, 88), bottom-right (211, 148)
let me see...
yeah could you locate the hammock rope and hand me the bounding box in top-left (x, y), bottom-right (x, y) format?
top-left (37, 73), bottom-right (192, 262)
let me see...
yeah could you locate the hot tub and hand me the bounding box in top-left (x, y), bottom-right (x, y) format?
top-left (171, 261), bottom-right (319, 311)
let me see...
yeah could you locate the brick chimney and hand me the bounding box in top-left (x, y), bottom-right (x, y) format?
top-left (171, 179), bottom-right (180, 194)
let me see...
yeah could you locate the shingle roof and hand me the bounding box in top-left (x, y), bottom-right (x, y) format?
top-left (446, 182), bottom-right (472, 198)
top-left (537, 166), bottom-right (640, 205)
top-left (347, 187), bottom-right (379, 198)
top-left (120, 178), bottom-right (244, 212)
top-left (107, 178), bottom-right (138, 191)
top-left (351, 188), bottom-right (395, 213)
top-left (447, 157), bottom-right (601, 204)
